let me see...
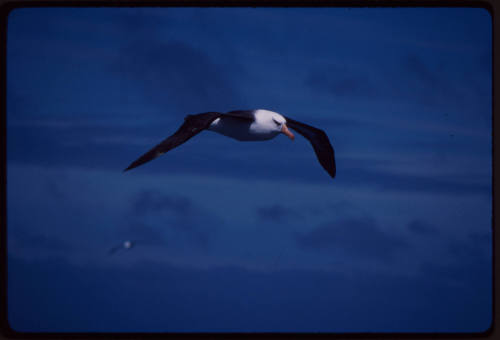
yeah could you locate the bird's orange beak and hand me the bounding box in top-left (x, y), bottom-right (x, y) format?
top-left (281, 124), bottom-right (295, 140)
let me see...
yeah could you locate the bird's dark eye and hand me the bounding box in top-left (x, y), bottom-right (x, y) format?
top-left (273, 119), bottom-right (281, 126)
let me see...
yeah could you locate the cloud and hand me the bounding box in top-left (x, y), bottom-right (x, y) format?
top-left (111, 39), bottom-right (244, 113)
top-left (469, 230), bottom-right (491, 244)
top-left (128, 190), bottom-right (219, 249)
top-left (399, 53), bottom-right (466, 109)
top-left (403, 54), bottom-right (441, 88)
top-left (407, 220), bottom-right (440, 236)
top-left (446, 231), bottom-right (491, 262)
top-left (8, 254), bottom-right (491, 332)
top-left (411, 222), bottom-right (491, 292)
top-left (121, 222), bottom-right (168, 246)
top-left (295, 217), bottom-right (408, 261)
top-left (305, 64), bottom-right (376, 97)
top-left (8, 225), bottom-right (72, 261)
top-left (256, 204), bottom-right (301, 222)
top-left (45, 177), bottom-right (68, 201)
top-left (9, 231), bottom-right (70, 252)
top-left (340, 163), bottom-right (490, 197)
top-left (304, 53), bottom-right (489, 114)
top-left (133, 190), bottom-right (193, 217)
top-left (418, 230), bottom-right (491, 288)
top-left (6, 118), bottom-right (172, 171)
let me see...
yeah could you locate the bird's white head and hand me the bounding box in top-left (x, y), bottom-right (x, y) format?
top-left (267, 111), bottom-right (295, 140)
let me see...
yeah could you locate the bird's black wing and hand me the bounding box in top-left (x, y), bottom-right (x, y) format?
top-left (284, 116), bottom-right (336, 178)
top-left (124, 112), bottom-right (222, 172)
top-left (224, 110), bottom-right (256, 121)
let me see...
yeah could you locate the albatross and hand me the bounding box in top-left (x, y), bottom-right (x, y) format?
top-left (124, 109), bottom-right (336, 178)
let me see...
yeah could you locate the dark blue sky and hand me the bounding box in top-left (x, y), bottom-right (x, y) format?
top-left (6, 7), bottom-right (492, 333)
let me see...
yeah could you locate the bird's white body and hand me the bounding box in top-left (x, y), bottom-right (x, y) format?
top-left (208, 109), bottom-right (284, 141)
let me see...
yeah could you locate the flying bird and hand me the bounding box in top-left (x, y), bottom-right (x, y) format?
top-left (108, 240), bottom-right (135, 255)
top-left (124, 109), bottom-right (336, 178)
